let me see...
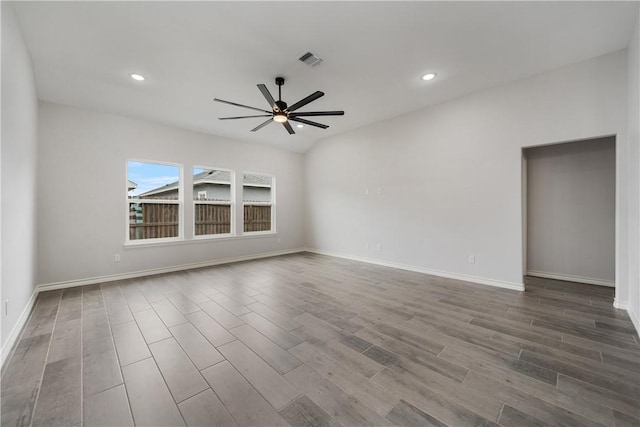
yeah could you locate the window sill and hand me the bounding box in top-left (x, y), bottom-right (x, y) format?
top-left (124, 232), bottom-right (278, 248)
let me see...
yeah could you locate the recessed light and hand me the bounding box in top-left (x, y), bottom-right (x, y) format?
top-left (422, 73), bottom-right (436, 81)
top-left (130, 73), bottom-right (145, 81)
top-left (296, 124), bottom-right (304, 128)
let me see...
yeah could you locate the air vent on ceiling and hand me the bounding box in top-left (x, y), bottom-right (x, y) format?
top-left (298, 51), bottom-right (323, 67)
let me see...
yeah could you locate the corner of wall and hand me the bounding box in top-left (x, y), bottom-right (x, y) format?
top-left (1, 1), bottom-right (40, 356)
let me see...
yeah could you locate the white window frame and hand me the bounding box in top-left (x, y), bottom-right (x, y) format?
top-left (193, 166), bottom-right (235, 239)
top-left (242, 171), bottom-right (276, 235)
top-left (125, 159), bottom-right (184, 246)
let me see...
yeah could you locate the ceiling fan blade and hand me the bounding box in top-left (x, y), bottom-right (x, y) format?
top-left (282, 121), bottom-right (295, 135)
top-left (250, 119), bottom-right (273, 132)
top-left (289, 117), bottom-right (329, 129)
top-left (214, 98), bottom-right (271, 114)
top-left (219, 115), bottom-right (272, 120)
top-left (257, 84), bottom-right (278, 111)
top-left (289, 111), bottom-right (345, 117)
top-left (287, 91), bottom-right (324, 112)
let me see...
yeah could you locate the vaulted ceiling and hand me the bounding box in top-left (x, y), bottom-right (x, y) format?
top-left (12, 1), bottom-right (638, 152)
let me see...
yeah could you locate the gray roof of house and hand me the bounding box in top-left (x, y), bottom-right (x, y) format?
top-left (139, 170), bottom-right (271, 197)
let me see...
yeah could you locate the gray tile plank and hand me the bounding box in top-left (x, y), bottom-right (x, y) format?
top-left (122, 357), bottom-right (186, 426)
top-left (386, 400), bottom-right (448, 427)
top-left (1, 333), bottom-right (51, 388)
top-left (252, 293), bottom-right (304, 318)
top-left (178, 389), bottom-right (238, 427)
top-left (361, 343), bottom-right (501, 421)
top-left (356, 328), bottom-right (468, 383)
top-left (20, 301), bottom-right (59, 340)
top-left (498, 405), bottom-right (550, 427)
top-left (83, 296), bottom-right (123, 398)
top-left (122, 289), bottom-right (152, 313)
top-left (556, 374), bottom-right (640, 420)
top-left (360, 317), bottom-right (445, 356)
top-left (371, 368), bottom-right (500, 427)
top-left (289, 341), bottom-right (399, 417)
top-left (519, 350), bottom-right (640, 397)
top-left (438, 345), bottom-right (558, 386)
top-left (463, 370), bottom-right (610, 427)
top-left (83, 384), bottom-right (134, 427)
top-left (1, 383), bottom-right (40, 427)
top-left (184, 311), bottom-right (235, 347)
top-left (218, 339), bottom-right (300, 410)
top-left (166, 292), bottom-right (202, 315)
top-left (248, 302), bottom-right (301, 331)
top-left (169, 323), bottom-right (224, 370)
top-left (31, 357), bottom-right (81, 427)
top-left (47, 318), bottom-right (81, 363)
top-left (149, 338), bottom-right (209, 403)
top-left (279, 395), bottom-right (341, 427)
top-left (612, 409), bottom-right (640, 427)
top-left (83, 334), bottom-right (123, 398)
top-left (284, 364), bottom-right (390, 427)
top-left (101, 284), bottom-right (135, 325)
top-left (229, 324), bottom-right (302, 374)
top-left (239, 311), bottom-right (303, 350)
top-left (133, 309), bottom-right (172, 344)
top-left (57, 288), bottom-right (82, 322)
top-left (201, 360), bottom-right (290, 427)
top-left (112, 320), bottom-right (152, 366)
top-left (293, 328), bottom-right (384, 379)
top-left (199, 300), bottom-right (245, 329)
top-left (209, 293), bottom-right (252, 316)
top-left (152, 300), bottom-right (188, 327)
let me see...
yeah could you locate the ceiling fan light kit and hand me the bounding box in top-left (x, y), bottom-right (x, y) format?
top-left (214, 77), bottom-right (344, 135)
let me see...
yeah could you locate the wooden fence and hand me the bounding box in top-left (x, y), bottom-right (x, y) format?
top-left (129, 203), bottom-right (270, 239)
top-left (244, 205), bottom-right (272, 232)
top-left (195, 204), bottom-right (231, 235)
top-left (129, 203), bottom-right (179, 240)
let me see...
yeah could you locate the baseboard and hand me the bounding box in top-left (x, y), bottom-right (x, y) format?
top-left (36, 248), bottom-right (305, 292)
top-left (2, 247), bottom-right (304, 369)
top-left (305, 248), bottom-right (524, 292)
top-left (1, 289), bottom-right (38, 369)
top-left (613, 298), bottom-right (629, 310)
top-left (628, 305), bottom-right (640, 337)
top-left (527, 270), bottom-right (615, 288)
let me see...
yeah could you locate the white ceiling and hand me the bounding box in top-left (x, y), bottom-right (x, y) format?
top-left (12, 1), bottom-right (638, 153)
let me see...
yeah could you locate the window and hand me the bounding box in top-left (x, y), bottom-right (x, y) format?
top-left (193, 167), bottom-right (233, 236)
top-left (127, 161), bottom-right (182, 242)
top-left (243, 172), bottom-right (274, 233)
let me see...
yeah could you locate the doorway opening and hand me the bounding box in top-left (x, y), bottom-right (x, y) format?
top-left (522, 136), bottom-right (616, 294)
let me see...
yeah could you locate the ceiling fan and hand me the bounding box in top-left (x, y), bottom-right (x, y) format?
top-left (214, 77), bottom-right (344, 135)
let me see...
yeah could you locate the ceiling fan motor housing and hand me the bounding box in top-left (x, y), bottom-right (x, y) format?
top-left (275, 100), bottom-right (287, 111)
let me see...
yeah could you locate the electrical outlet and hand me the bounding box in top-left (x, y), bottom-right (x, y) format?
top-left (468, 255), bottom-right (475, 264)
top-left (365, 242), bottom-right (370, 250)
top-left (364, 188), bottom-right (370, 196)
top-left (114, 254), bottom-right (121, 263)
top-left (376, 243), bottom-right (382, 251)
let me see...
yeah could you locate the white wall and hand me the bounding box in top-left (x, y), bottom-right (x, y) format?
top-left (1, 3), bottom-right (39, 355)
top-left (37, 103), bottom-right (305, 286)
top-left (305, 50), bottom-right (628, 292)
top-left (526, 137), bottom-right (615, 285)
top-left (627, 9), bottom-right (640, 332)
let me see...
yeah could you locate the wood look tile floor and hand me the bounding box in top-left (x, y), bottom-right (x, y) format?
top-left (2, 253), bottom-right (639, 427)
